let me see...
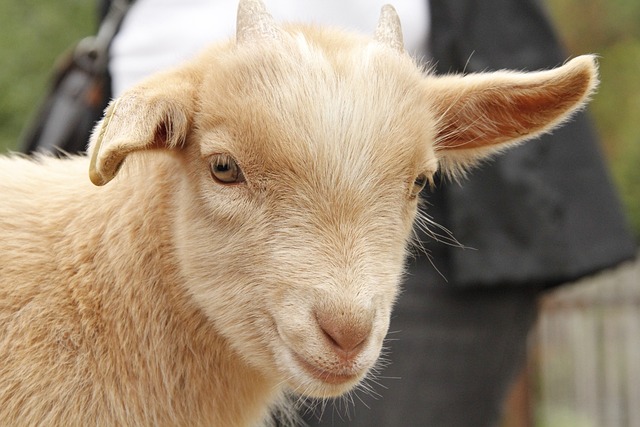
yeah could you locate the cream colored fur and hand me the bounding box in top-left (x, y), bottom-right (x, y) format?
top-left (0, 1), bottom-right (597, 425)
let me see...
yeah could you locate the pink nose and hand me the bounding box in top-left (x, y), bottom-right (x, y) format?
top-left (316, 310), bottom-right (372, 358)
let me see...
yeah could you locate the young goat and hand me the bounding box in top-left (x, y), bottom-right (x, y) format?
top-left (0, 0), bottom-right (597, 425)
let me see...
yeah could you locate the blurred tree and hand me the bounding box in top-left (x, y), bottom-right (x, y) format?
top-left (0, 0), bottom-right (94, 152)
top-left (547, 0), bottom-right (640, 236)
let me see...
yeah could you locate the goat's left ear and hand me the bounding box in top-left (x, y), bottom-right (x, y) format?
top-left (88, 68), bottom-right (199, 186)
top-left (427, 55), bottom-right (599, 176)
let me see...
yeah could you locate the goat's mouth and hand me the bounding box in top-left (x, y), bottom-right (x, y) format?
top-left (271, 317), bottom-right (376, 396)
top-left (291, 352), bottom-right (361, 386)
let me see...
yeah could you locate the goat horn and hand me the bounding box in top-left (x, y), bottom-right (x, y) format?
top-left (374, 5), bottom-right (404, 52)
top-left (236, 0), bottom-right (280, 44)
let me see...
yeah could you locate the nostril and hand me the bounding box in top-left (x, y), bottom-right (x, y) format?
top-left (316, 311), bottom-right (372, 356)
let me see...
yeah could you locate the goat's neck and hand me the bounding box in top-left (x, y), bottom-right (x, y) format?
top-left (65, 156), bottom-right (281, 426)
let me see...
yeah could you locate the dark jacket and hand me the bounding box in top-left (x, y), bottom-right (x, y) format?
top-left (427, 0), bottom-right (636, 288)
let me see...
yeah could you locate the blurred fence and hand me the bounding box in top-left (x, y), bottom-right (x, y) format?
top-left (532, 254), bottom-right (640, 427)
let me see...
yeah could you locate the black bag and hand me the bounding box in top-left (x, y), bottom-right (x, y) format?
top-left (21, 0), bottom-right (133, 155)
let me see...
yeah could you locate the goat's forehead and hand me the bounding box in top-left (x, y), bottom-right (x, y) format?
top-left (196, 27), bottom-right (436, 178)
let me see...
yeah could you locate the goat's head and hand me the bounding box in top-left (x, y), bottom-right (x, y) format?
top-left (87, 0), bottom-right (597, 399)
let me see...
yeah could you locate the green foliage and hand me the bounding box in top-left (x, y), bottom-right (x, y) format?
top-left (535, 405), bottom-right (596, 427)
top-left (547, 0), bottom-right (640, 236)
top-left (593, 41), bottom-right (640, 235)
top-left (0, 0), bottom-right (94, 152)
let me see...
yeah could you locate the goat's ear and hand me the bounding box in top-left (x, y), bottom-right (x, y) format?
top-left (428, 55), bottom-right (599, 177)
top-left (88, 68), bottom-right (198, 186)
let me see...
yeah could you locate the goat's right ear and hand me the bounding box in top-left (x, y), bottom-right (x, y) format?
top-left (88, 68), bottom-right (199, 186)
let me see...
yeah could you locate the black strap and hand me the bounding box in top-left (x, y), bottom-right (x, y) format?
top-left (82, 0), bottom-right (135, 74)
top-left (20, 0), bottom-right (134, 155)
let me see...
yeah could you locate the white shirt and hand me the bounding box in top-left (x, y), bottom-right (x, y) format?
top-left (110, 0), bottom-right (430, 96)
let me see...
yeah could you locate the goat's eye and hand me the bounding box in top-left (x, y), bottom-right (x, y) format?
top-left (210, 154), bottom-right (245, 184)
top-left (410, 174), bottom-right (429, 198)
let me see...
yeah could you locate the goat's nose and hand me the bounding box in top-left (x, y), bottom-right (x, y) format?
top-left (316, 310), bottom-right (372, 357)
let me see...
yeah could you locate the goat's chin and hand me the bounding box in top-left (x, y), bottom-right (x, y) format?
top-left (292, 380), bottom-right (362, 400)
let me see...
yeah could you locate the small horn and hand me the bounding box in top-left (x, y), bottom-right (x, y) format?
top-left (236, 0), bottom-right (280, 44)
top-left (374, 5), bottom-right (404, 52)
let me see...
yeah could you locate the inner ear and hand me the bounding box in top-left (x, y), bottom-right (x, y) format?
top-left (426, 55), bottom-right (598, 174)
top-left (152, 122), bottom-right (173, 149)
top-left (435, 75), bottom-right (593, 150)
top-left (88, 84), bottom-right (196, 186)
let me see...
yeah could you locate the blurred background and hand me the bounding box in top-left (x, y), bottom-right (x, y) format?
top-left (546, 0), bottom-right (640, 241)
top-left (0, 0), bottom-right (94, 155)
top-left (0, 1), bottom-right (638, 426)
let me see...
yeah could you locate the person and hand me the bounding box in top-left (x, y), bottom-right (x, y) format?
top-left (106, 0), bottom-right (430, 97)
top-left (27, 0), bottom-right (638, 425)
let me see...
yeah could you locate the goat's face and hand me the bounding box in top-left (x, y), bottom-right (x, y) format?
top-left (176, 31), bottom-right (437, 397)
top-left (88, 0), bottom-right (597, 399)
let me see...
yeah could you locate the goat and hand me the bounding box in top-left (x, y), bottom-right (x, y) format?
top-left (0, 0), bottom-right (597, 425)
